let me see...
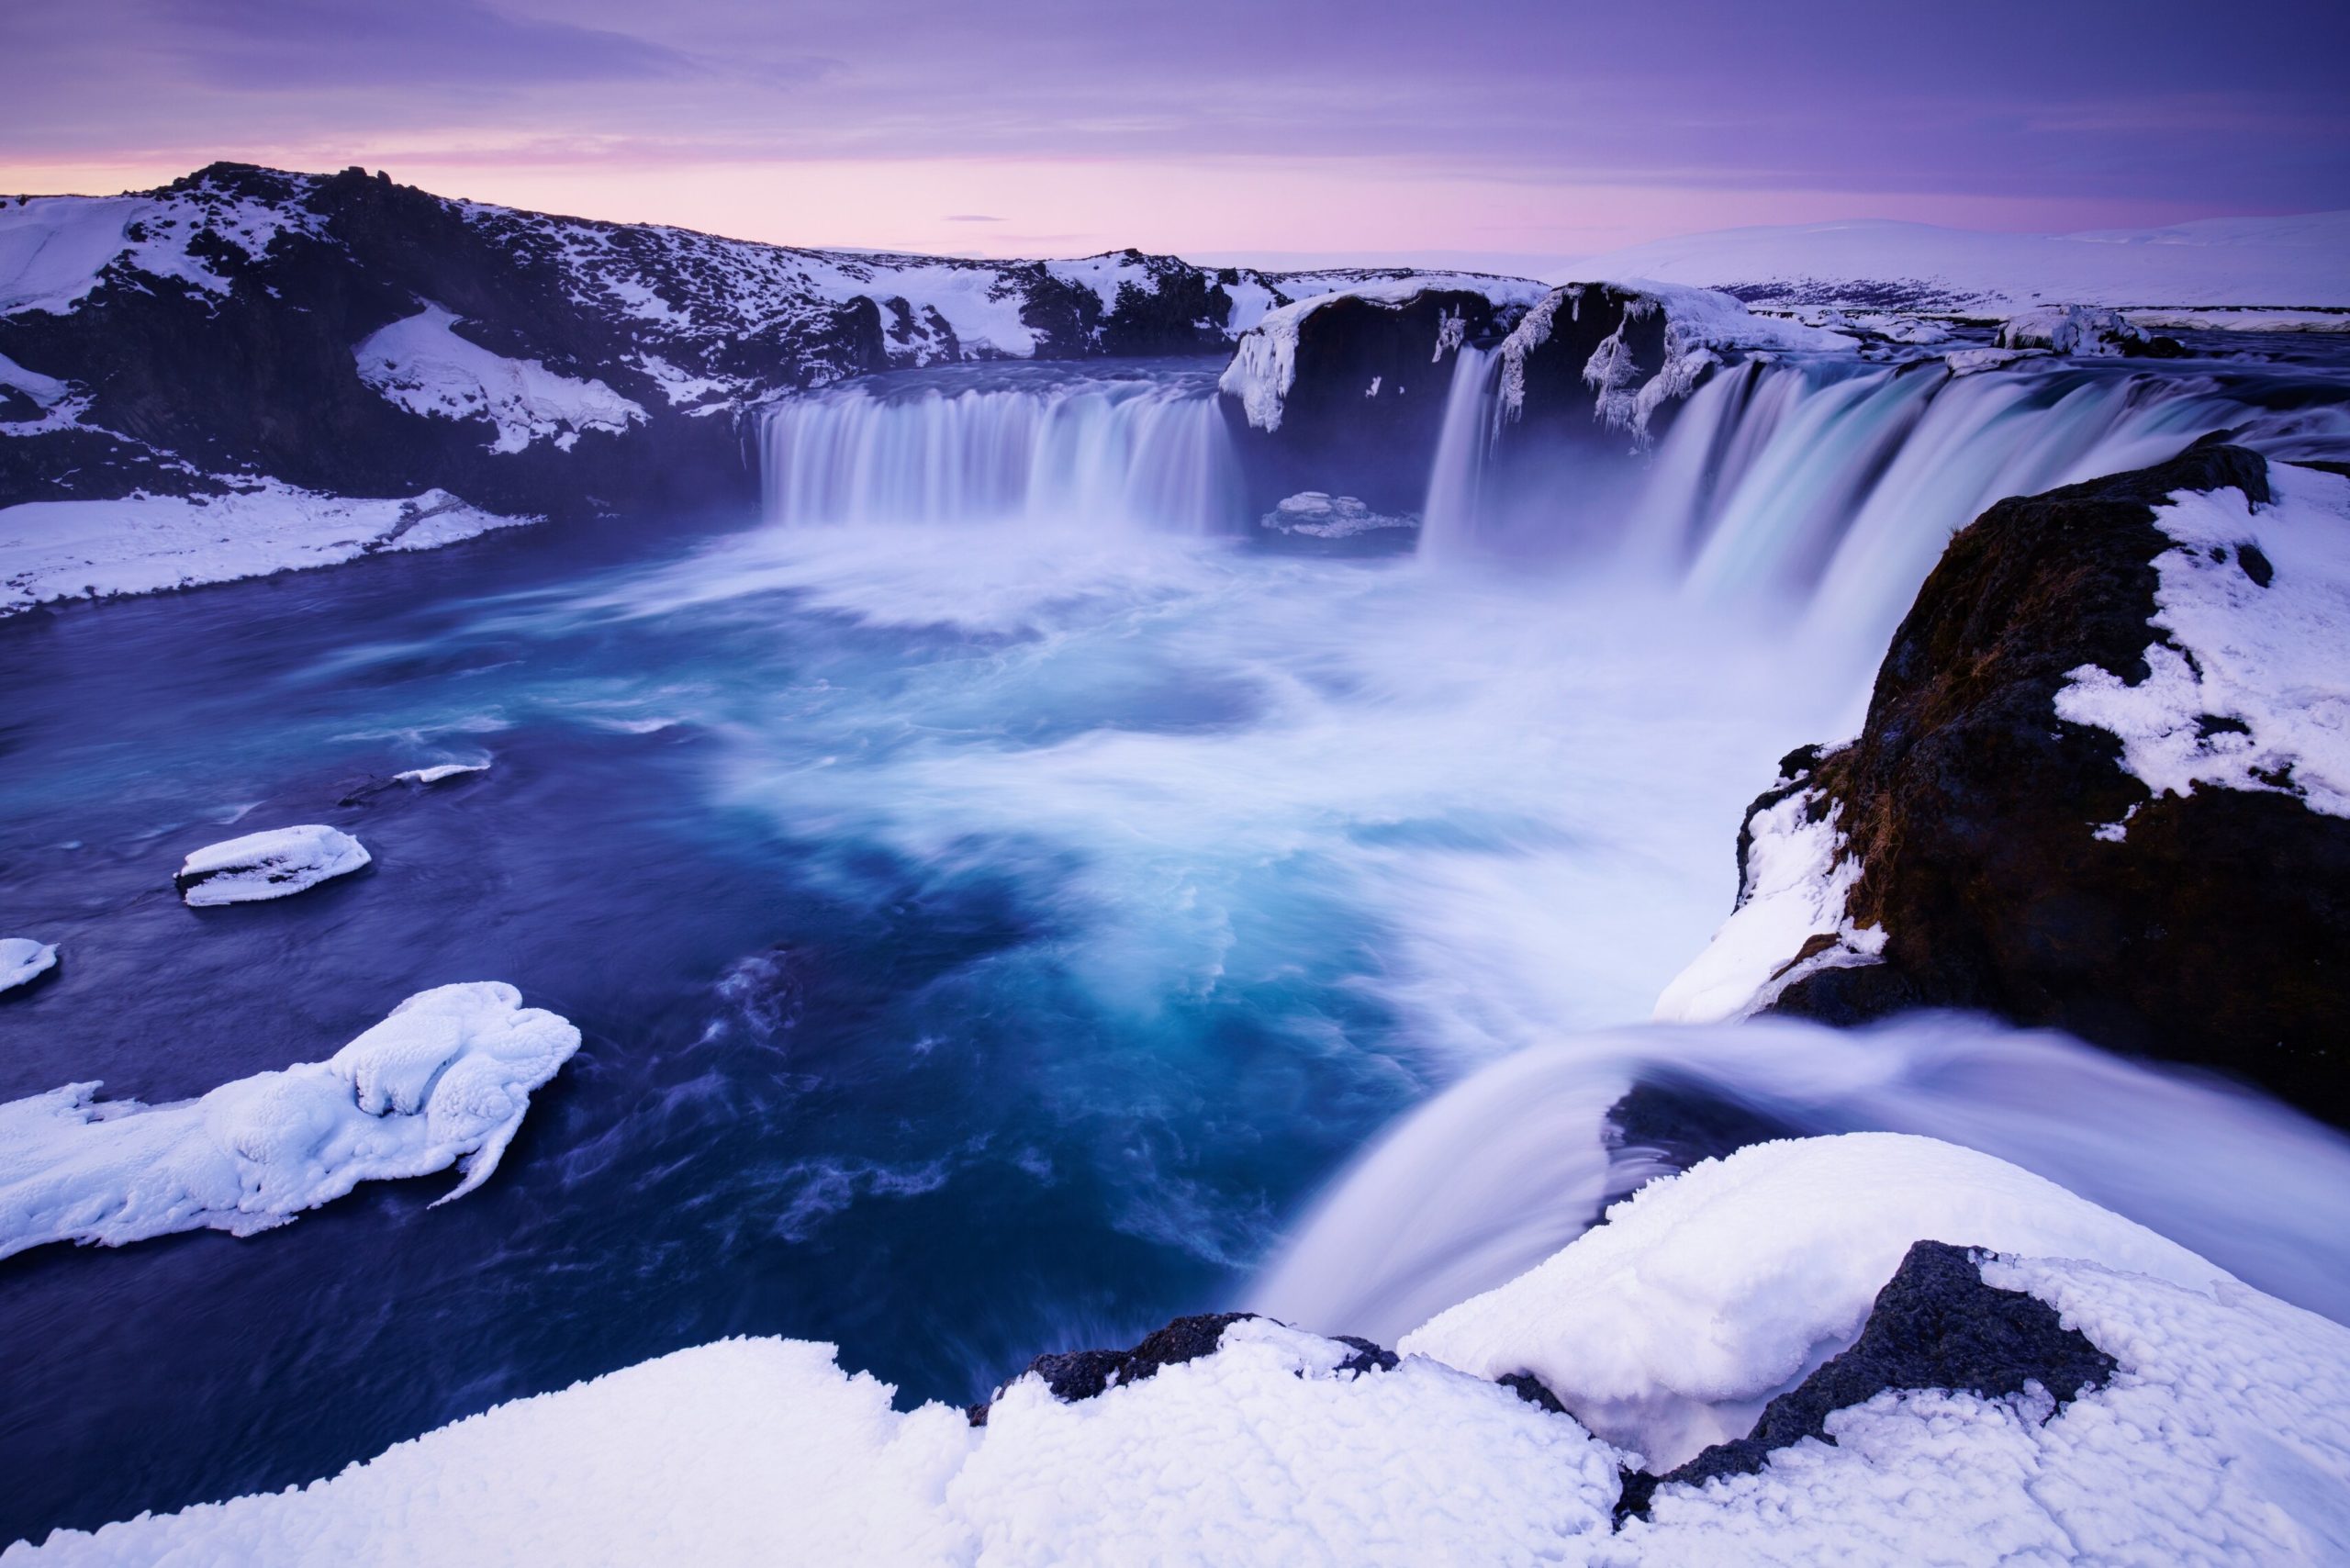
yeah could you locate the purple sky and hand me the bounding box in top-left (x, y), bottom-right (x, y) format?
top-left (6, 0), bottom-right (2346, 263)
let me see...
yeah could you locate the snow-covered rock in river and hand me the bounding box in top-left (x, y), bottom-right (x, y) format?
top-left (0, 937), bottom-right (57, 994)
top-left (392, 761), bottom-right (490, 786)
top-left (1258, 491), bottom-right (1417, 540)
top-left (174, 823), bottom-right (371, 905)
top-left (0, 982), bottom-right (579, 1261)
top-left (1997, 303), bottom-right (2179, 358)
top-left (21, 1131), bottom-right (2350, 1566)
top-left (1659, 441), bottom-right (2350, 1125)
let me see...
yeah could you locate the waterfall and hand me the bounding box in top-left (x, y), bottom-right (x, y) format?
top-left (755, 353), bottom-right (2346, 662)
top-left (759, 365), bottom-right (1241, 533)
top-left (1416, 344), bottom-right (1501, 562)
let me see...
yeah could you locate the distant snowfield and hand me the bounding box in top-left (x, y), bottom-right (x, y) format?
top-left (16, 1134), bottom-right (2348, 1567)
top-left (1561, 211), bottom-right (2350, 313)
top-left (0, 484), bottom-right (536, 615)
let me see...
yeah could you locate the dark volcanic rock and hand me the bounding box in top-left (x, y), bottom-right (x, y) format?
top-left (966, 1313), bottom-right (1404, 1426)
top-left (1603, 1078), bottom-right (1807, 1186)
top-left (1617, 1240), bottom-right (2116, 1522)
top-left (1219, 286), bottom-right (1528, 518)
top-left (968, 1312), bottom-right (1259, 1425)
top-left (1757, 440), bottom-right (2350, 1125)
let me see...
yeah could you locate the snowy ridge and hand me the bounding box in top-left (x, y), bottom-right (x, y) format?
top-left (0, 983), bottom-right (579, 1262)
top-left (18, 1134), bottom-right (2350, 1566)
top-left (0, 482), bottom-right (537, 616)
top-left (2055, 462), bottom-right (2350, 823)
top-left (1561, 211), bottom-right (2350, 313)
top-left (0, 172), bottom-right (328, 317)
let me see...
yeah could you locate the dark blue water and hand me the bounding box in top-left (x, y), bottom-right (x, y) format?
top-left (0, 476), bottom-right (1836, 1546)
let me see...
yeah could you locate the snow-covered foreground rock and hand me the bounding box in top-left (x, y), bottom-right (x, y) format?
top-left (0, 982), bottom-right (578, 1261)
top-left (17, 1132), bottom-right (2350, 1566)
top-left (1402, 1133), bottom-right (2228, 1470)
top-left (175, 823), bottom-right (372, 905)
top-left (0, 938), bottom-right (57, 994)
top-left (0, 484), bottom-right (534, 616)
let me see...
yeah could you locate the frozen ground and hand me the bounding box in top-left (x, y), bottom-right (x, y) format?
top-left (16, 1134), bottom-right (2346, 1567)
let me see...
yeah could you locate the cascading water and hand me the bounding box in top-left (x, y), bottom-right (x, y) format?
top-left (759, 360), bottom-right (1241, 533)
top-left (1415, 346), bottom-right (2350, 656)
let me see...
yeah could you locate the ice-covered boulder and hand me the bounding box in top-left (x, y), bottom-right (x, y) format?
top-left (1401, 1131), bottom-right (2226, 1472)
top-left (392, 761), bottom-right (489, 786)
top-left (0, 981), bottom-right (580, 1260)
top-left (1997, 302), bottom-right (2182, 358)
top-left (1657, 442), bottom-right (2350, 1125)
top-left (173, 823), bottom-right (371, 905)
top-left (0, 936), bottom-right (58, 994)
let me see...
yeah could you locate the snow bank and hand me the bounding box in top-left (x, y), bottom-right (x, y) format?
top-left (10, 1318), bottom-right (1620, 1566)
top-left (24, 1134), bottom-right (2350, 1566)
top-left (1997, 303), bottom-right (2145, 355)
top-left (1652, 783), bottom-right (1880, 1024)
top-left (1400, 1132), bottom-right (2231, 1473)
top-left (0, 482), bottom-right (536, 616)
top-left (175, 824), bottom-right (371, 905)
top-left (2055, 462), bottom-right (2350, 823)
top-left (0, 937), bottom-right (57, 994)
top-left (0, 983), bottom-right (579, 1263)
top-left (355, 303), bottom-right (646, 454)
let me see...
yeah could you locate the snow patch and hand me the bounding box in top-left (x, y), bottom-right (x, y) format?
top-left (175, 823), bottom-right (371, 905)
top-left (14, 1318), bottom-right (1621, 1565)
top-left (355, 303), bottom-right (645, 454)
top-left (0, 482), bottom-right (537, 616)
top-left (1401, 1132), bottom-right (2232, 1473)
top-left (0, 180), bottom-right (325, 317)
top-left (1653, 784), bottom-right (1880, 1024)
top-left (2054, 463), bottom-right (2350, 821)
top-left (0, 937), bottom-right (58, 994)
top-left (0, 982), bottom-right (580, 1261)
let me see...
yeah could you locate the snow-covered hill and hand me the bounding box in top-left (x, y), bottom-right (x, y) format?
top-left (1561, 211), bottom-right (2350, 315)
top-left (0, 163), bottom-right (1532, 611)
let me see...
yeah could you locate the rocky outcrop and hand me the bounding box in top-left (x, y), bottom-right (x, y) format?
top-left (1617, 1239), bottom-right (2117, 1521)
top-left (1216, 283), bottom-right (1539, 518)
top-left (1674, 441), bottom-right (2350, 1124)
top-left (966, 1312), bottom-right (1398, 1426)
